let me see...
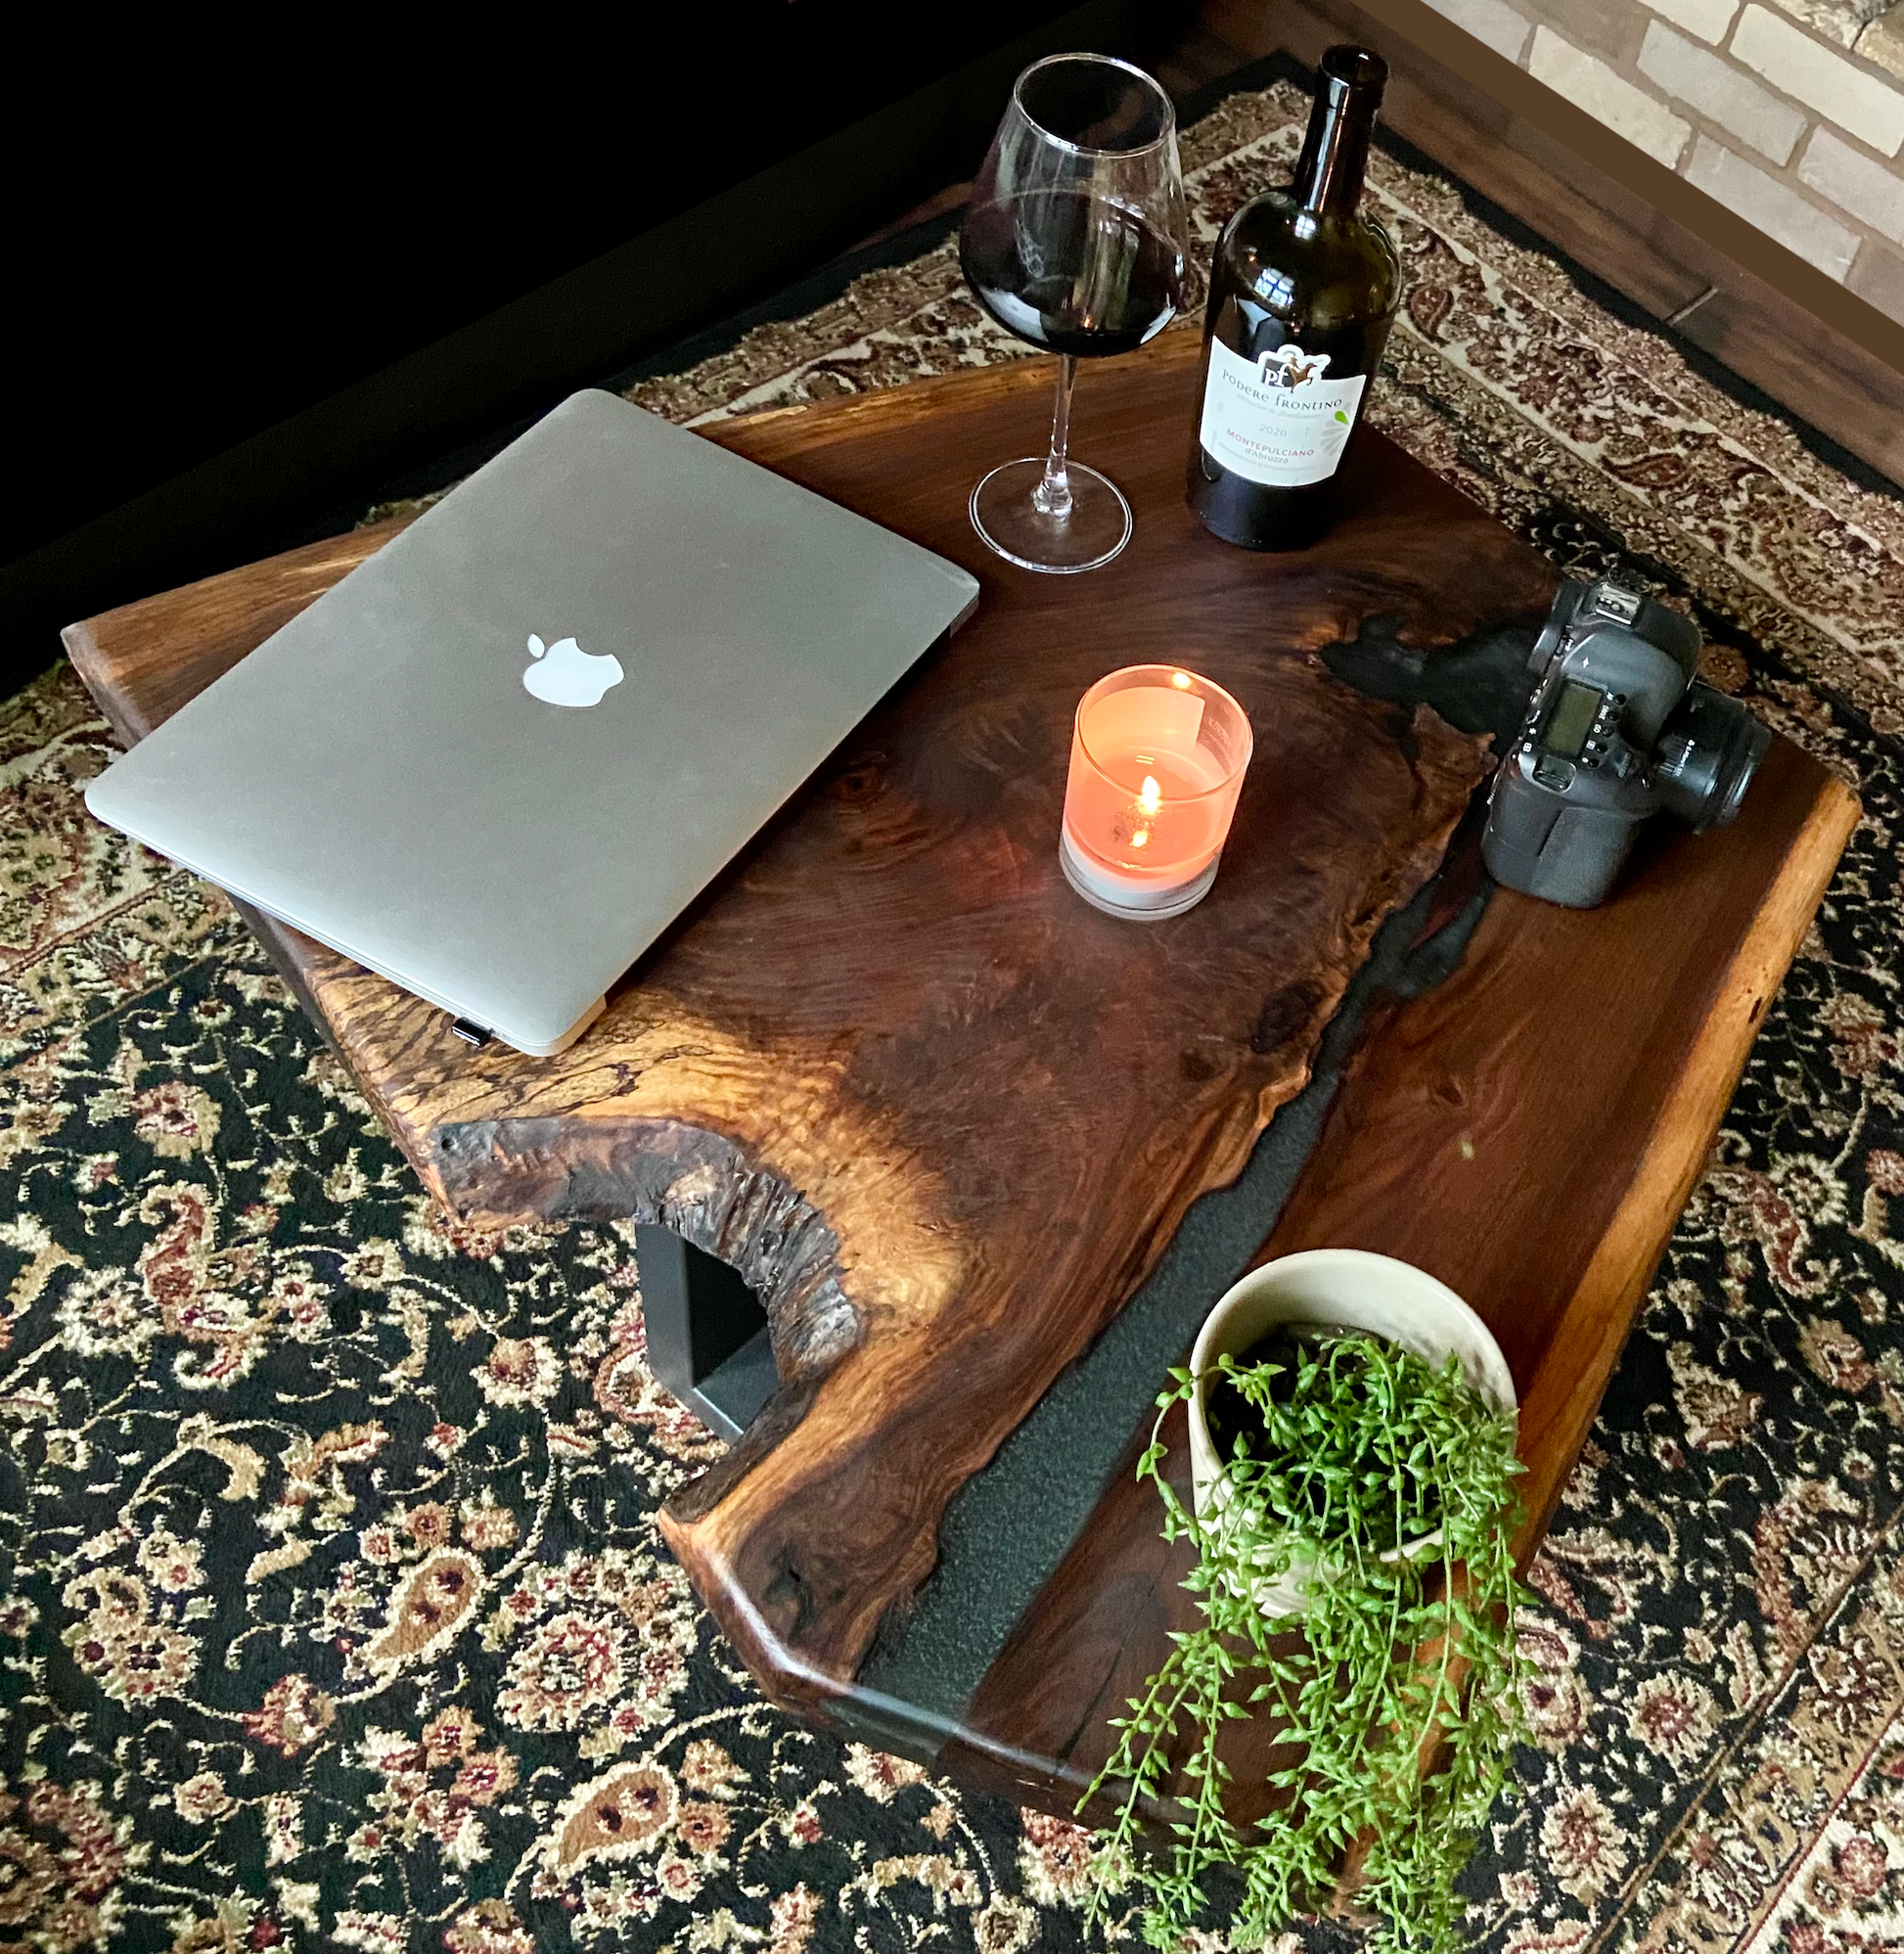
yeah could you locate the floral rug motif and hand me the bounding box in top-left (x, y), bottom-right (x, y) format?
top-left (4, 76), bottom-right (1902, 1954)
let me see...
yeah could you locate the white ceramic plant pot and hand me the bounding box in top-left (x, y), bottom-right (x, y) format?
top-left (1187, 1249), bottom-right (1518, 1619)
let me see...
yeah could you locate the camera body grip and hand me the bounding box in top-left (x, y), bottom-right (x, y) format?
top-left (1483, 761), bottom-right (1646, 909)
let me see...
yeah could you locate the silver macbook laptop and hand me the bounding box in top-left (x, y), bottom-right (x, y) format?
top-left (85, 389), bottom-right (979, 1055)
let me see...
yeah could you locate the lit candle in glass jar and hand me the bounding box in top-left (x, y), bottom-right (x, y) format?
top-left (1060, 665), bottom-right (1252, 920)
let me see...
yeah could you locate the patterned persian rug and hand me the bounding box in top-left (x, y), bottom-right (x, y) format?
top-left (4, 72), bottom-right (1902, 1954)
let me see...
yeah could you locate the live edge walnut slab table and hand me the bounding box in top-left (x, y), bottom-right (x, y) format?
top-left (68, 331), bottom-right (1857, 1827)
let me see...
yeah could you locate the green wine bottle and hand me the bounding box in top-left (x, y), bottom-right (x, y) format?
top-left (1187, 46), bottom-right (1401, 550)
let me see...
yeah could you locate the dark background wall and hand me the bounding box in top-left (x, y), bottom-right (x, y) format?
top-left (7, 1), bottom-right (1183, 696)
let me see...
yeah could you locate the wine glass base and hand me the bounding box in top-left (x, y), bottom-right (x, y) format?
top-left (970, 459), bottom-right (1133, 574)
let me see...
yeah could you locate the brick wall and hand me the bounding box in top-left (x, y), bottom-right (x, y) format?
top-left (1418, 0), bottom-right (1904, 320)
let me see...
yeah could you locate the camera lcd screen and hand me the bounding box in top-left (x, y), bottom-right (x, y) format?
top-left (1544, 680), bottom-right (1602, 760)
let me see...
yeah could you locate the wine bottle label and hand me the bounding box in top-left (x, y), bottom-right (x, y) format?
top-left (1198, 338), bottom-right (1366, 486)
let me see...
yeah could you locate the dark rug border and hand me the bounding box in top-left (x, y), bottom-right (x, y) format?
top-left (341, 210), bottom-right (974, 525)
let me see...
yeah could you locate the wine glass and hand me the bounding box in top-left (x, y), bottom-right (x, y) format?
top-left (959, 54), bottom-right (1188, 574)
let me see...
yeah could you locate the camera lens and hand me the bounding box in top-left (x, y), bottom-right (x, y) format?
top-left (1654, 684), bottom-right (1771, 832)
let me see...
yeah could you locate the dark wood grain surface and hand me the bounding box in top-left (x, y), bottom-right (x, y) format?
top-left (68, 334), bottom-right (1520, 1697)
top-left (68, 333), bottom-right (1857, 1816)
top-left (940, 738), bottom-right (1854, 1819)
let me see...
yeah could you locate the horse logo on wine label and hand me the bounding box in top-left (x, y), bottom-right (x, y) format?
top-left (1255, 344), bottom-right (1333, 390)
top-left (1201, 336), bottom-right (1367, 486)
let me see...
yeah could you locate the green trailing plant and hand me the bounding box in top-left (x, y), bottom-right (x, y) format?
top-left (1082, 1331), bottom-right (1530, 1953)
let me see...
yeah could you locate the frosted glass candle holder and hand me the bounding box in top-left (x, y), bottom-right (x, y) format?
top-left (1060, 664), bottom-right (1252, 920)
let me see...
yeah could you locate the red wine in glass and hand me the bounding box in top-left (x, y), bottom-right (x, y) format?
top-left (961, 191), bottom-right (1186, 359)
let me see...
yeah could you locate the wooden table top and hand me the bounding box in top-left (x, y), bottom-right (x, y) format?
top-left (67, 330), bottom-right (1858, 1826)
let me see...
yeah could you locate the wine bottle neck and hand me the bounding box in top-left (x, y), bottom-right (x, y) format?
top-left (1292, 46), bottom-right (1386, 218)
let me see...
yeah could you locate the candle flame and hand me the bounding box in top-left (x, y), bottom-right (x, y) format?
top-left (1138, 775), bottom-right (1162, 815)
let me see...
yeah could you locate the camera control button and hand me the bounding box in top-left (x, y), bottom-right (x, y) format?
top-left (1533, 758), bottom-right (1575, 790)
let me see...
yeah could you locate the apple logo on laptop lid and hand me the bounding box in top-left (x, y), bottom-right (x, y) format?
top-left (523, 632), bottom-right (624, 708)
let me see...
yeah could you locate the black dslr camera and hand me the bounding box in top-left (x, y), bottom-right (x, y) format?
top-left (1481, 575), bottom-right (1769, 909)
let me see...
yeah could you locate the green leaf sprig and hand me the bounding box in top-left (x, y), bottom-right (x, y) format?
top-left (1082, 1331), bottom-right (1530, 1953)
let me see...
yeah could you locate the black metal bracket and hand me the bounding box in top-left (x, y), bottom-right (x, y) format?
top-left (634, 1226), bottom-right (778, 1441)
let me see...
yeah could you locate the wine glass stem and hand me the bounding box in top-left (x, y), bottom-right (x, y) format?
top-left (1032, 355), bottom-right (1078, 522)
